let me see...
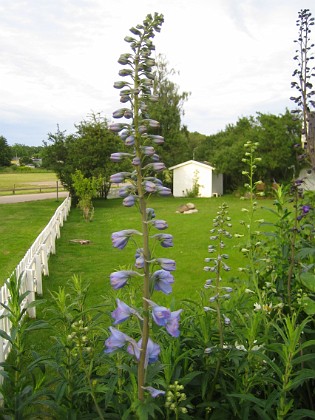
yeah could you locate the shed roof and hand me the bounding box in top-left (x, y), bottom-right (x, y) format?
top-left (169, 160), bottom-right (215, 171)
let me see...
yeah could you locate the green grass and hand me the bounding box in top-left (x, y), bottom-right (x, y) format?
top-left (41, 195), bottom-right (275, 306)
top-left (0, 194), bottom-right (277, 360)
top-left (20, 195), bottom-right (275, 357)
top-left (0, 199), bottom-right (66, 285)
top-left (0, 171), bottom-right (59, 195)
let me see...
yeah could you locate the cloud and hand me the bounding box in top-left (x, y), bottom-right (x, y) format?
top-left (0, 0), bottom-right (314, 145)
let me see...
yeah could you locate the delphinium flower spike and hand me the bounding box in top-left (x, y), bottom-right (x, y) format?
top-left (105, 13), bottom-right (182, 402)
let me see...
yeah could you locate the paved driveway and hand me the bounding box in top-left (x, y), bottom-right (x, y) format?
top-left (0, 191), bottom-right (69, 204)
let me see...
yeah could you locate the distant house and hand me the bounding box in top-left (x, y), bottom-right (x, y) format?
top-left (169, 160), bottom-right (223, 197)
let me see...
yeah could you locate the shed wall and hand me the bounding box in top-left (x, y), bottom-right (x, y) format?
top-left (172, 163), bottom-right (213, 197)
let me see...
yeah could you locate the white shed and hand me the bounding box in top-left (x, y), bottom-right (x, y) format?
top-left (169, 160), bottom-right (223, 198)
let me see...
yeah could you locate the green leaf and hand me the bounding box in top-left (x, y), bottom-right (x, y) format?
top-left (179, 370), bottom-right (203, 385)
top-left (290, 369), bottom-right (315, 389)
top-left (25, 320), bottom-right (50, 332)
top-left (287, 409), bottom-right (315, 420)
top-left (300, 296), bottom-right (315, 315)
top-left (0, 329), bottom-right (12, 343)
top-left (299, 272), bottom-right (315, 292)
top-left (297, 247), bottom-right (315, 259)
top-left (228, 393), bottom-right (266, 408)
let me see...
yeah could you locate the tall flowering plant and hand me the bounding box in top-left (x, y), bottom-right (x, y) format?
top-left (105, 13), bottom-right (182, 402)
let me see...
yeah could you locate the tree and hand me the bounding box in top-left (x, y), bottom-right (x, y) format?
top-left (10, 144), bottom-right (43, 164)
top-left (72, 170), bottom-right (103, 221)
top-left (42, 113), bottom-right (125, 199)
top-left (194, 111), bottom-right (301, 191)
top-left (291, 8), bottom-right (315, 169)
top-left (0, 136), bottom-right (12, 167)
top-left (148, 55), bottom-right (191, 167)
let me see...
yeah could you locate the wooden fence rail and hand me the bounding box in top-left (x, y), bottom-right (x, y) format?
top-left (0, 195), bottom-right (71, 369)
top-left (0, 181), bottom-right (66, 196)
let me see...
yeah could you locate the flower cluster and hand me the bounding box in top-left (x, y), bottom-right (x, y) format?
top-left (203, 203), bottom-right (234, 318)
top-left (103, 13), bottom-right (181, 401)
top-left (165, 381), bottom-right (188, 415)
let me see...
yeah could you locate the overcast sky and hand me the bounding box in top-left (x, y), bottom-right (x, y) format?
top-left (0, 0), bottom-right (314, 146)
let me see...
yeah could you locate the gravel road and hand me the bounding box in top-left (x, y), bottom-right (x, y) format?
top-left (0, 191), bottom-right (69, 204)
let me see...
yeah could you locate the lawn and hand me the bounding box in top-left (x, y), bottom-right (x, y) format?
top-left (1, 194), bottom-right (276, 355)
top-left (0, 171), bottom-right (59, 195)
top-left (0, 199), bottom-right (67, 285)
top-left (41, 195), bottom-right (275, 307)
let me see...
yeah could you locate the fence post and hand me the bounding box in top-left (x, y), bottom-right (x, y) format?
top-left (26, 269), bottom-right (36, 318)
top-left (41, 244), bottom-right (49, 276)
top-left (34, 254), bottom-right (43, 295)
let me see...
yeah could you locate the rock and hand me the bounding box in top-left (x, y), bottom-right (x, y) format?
top-left (176, 203), bottom-right (197, 214)
top-left (182, 209), bottom-right (198, 214)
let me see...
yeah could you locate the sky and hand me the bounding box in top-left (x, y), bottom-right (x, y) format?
top-left (0, 0), bottom-right (314, 146)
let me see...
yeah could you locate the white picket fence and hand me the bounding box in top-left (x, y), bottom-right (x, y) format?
top-left (0, 195), bottom-right (71, 365)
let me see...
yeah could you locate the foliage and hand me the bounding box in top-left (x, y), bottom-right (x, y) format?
top-left (10, 143), bottom-right (43, 165)
top-left (72, 169), bottom-right (102, 221)
top-left (0, 199), bottom-right (62, 286)
top-left (1, 9), bottom-right (315, 420)
top-left (42, 113), bottom-right (125, 200)
top-left (0, 275), bottom-right (51, 417)
top-left (185, 170), bottom-right (200, 198)
top-left (148, 54), bottom-right (191, 168)
top-left (0, 136), bottom-right (12, 167)
top-left (194, 111), bottom-right (302, 191)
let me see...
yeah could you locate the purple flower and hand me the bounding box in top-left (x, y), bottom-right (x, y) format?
top-left (135, 248), bottom-right (145, 268)
top-left (151, 162), bottom-right (166, 172)
top-left (150, 219), bottom-right (168, 230)
top-left (120, 130), bottom-right (129, 140)
top-left (111, 229), bottom-right (142, 249)
top-left (110, 152), bottom-right (133, 162)
top-left (156, 258), bottom-right (176, 271)
top-left (125, 135), bottom-right (135, 146)
top-left (143, 181), bottom-right (157, 193)
top-left (151, 154), bottom-right (160, 162)
top-left (144, 177), bottom-right (163, 186)
top-left (119, 185), bottom-right (135, 198)
top-left (110, 172), bottom-right (132, 183)
top-left (141, 146), bottom-right (155, 156)
top-left (132, 157), bottom-right (141, 166)
top-left (142, 119), bottom-right (160, 129)
top-left (151, 269), bottom-right (174, 294)
top-left (165, 309), bottom-right (182, 337)
top-left (156, 186), bottom-right (172, 196)
top-left (124, 109), bottom-right (133, 119)
top-left (127, 338), bottom-right (160, 366)
top-left (302, 205), bottom-right (311, 214)
top-left (104, 326), bottom-right (132, 353)
top-left (112, 108), bottom-right (129, 118)
top-left (109, 123), bottom-right (127, 133)
top-left (146, 208), bottom-right (156, 220)
top-left (114, 81), bottom-right (128, 89)
top-left (145, 299), bottom-right (182, 336)
top-left (109, 270), bottom-right (140, 289)
top-left (151, 233), bottom-right (173, 248)
top-left (223, 314), bottom-right (231, 325)
top-left (148, 135), bottom-right (164, 144)
top-left (123, 195), bottom-right (136, 207)
top-left (111, 299), bottom-right (140, 324)
top-left (139, 125), bottom-right (147, 134)
top-left (145, 299), bottom-right (171, 326)
top-left (142, 386), bottom-right (165, 398)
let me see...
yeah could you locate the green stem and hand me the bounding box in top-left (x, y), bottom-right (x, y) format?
top-left (133, 40), bottom-right (150, 401)
top-left (287, 189), bottom-right (298, 309)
